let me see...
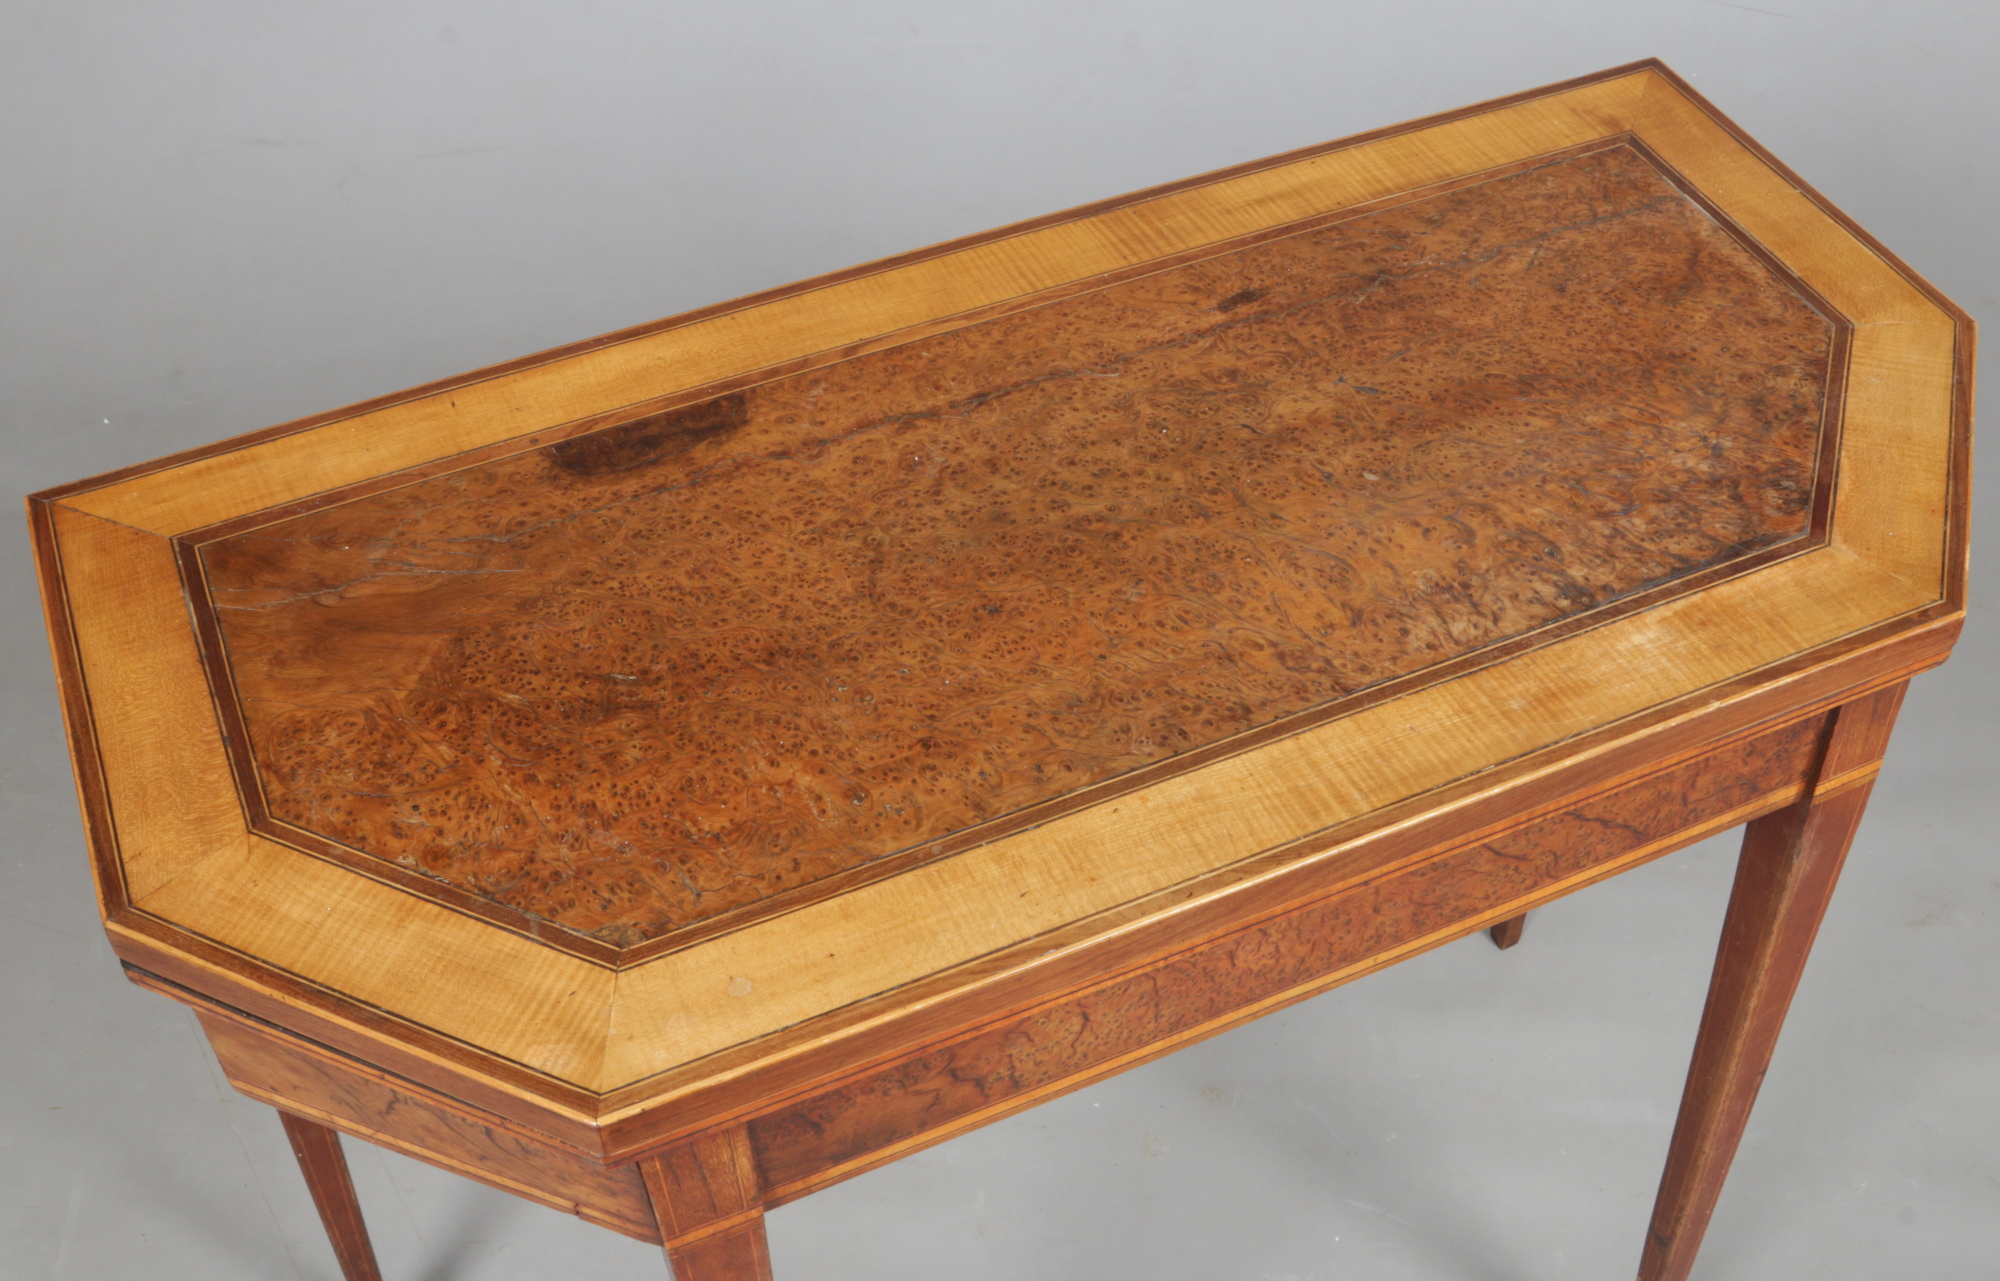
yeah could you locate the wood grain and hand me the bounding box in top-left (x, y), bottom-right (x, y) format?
top-left (1488, 913), bottom-right (1527, 950)
top-left (1619, 72), bottom-right (1966, 599)
top-left (24, 70), bottom-right (1968, 1263)
top-left (120, 948), bottom-right (609, 1150)
top-left (51, 69), bottom-right (1658, 538)
top-left (662, 1222), bottom-right (774, 1281)
top-left (747, 715), bottom-right (1821, 1194)
top-left (588, 645), bottom-right (1947, 1162)
top-left (197, 141), bottom-right (1834, 951)
top-left (46, 505), bottom-right (243, 903)
top-left (639, 1126), bottom-right (762, 1242)
top-left (42, 419), bottom-right (1938, 1107)
top-left (1639, 682), bottom-right (1906, 1281)
top-left (639, 1126), bottom-right (773, 1279)
top-left (113, 628), bottom-right (1948, 1165)
top-left (278, 1111), bottom-right (385, 1281)
top-left (136, 831), bottom-right (615, 1086)
top-left (27, 61), bottom-right (1963, 1112)
top-left (593, 547), bottom-right (1927, 1088)
top-left (26, 61), bottom-right (1973, 1281)
top-left (48, 60), bottom-right (1958, 578)
top-left (200, 1011), bottom-right (660, 1241)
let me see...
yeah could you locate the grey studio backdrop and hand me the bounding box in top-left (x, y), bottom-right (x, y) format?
top-left (2, 4), bottom-right (1993, 1280)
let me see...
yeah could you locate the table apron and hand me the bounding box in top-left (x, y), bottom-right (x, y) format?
top-left (746, 712), bottom-right (1823, 1202)
top-left (195, 1009), bottom-right (665, 1243)
top-left (179, 709), bottom-right (1825, 1229)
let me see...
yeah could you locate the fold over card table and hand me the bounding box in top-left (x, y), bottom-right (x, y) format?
top-left (30, 61), bottom-right (1972, 1281)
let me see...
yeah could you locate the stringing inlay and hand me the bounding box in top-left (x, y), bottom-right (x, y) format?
top-left (201, 144), bottom-right (1835, 946)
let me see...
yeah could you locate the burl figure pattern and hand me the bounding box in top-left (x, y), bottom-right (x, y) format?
top-left (202, 144), bottom-right (1833, 947)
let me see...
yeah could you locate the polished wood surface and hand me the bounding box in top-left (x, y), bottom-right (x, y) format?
top-left (639, 1127), bottom-right (773, 1280)
top-left (28, 61), bottom-right (1964, 1113)
top-left (1488, 913), bottom-right (1527, 950)
top-left (196, 1007), bottom-right (660, 1241)
top-left (745, 714), bottom-right (1822, 1199)
top-left (195, 140), bottom-right (1834, 952)
top-left (278, 1111), bottom-right (385, 1281)
top-left (28, 60), bottom-right (1970, 1281)
top-left (1640, 682), bottom-right (1906, 1281)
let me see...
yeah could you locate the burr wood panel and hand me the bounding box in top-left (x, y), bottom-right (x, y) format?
top-left (747, 714), bottom-right (1823, 1193)
top-left (197, 141), bottom-right (1835, 952)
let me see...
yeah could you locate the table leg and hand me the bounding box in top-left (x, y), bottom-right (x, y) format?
top-left (640, 1124), bottom-right (774, 1281)
top-left (663, 1220), bottom-right (775, 1281)
top-left (1489, 913), bottom-right (1527, 949)
top-left (277, 1110), bottom-right (384, 1281)
top-left (1637, 681), bottom-right (1907, 1281)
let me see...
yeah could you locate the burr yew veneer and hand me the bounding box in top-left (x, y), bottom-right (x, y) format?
top-left (30, 61), bottom-right (1971, 1281)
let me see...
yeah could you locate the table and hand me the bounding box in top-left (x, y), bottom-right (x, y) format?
top-left (29, 60), bottom-right (1970, 1281)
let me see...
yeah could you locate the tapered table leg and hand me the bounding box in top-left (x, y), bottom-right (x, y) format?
top-left (665, 1220), bottom-right (775, 1281)
top-left (1637, 682), bottom-right (1907, 1281)
top-left (641, 1124), bottom-right (775, 1281)
top-left (1489, 913), bottom-right (1527, 949)
top-left (278, 1110), bottom-right (384, 1281)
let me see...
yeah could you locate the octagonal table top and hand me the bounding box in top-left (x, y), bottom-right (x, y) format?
top-left (31, 61), bottom-right (1969, 1136)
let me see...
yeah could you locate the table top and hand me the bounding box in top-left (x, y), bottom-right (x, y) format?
top-left (32, 61), bottom-right (1969, 1136)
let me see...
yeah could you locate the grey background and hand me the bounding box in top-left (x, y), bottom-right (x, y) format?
top-left (3, 2), bottom-right (1994, 1278)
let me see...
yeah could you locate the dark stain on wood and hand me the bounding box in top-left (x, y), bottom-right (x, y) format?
top-left (548, 394), bottom-right (748, 476)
